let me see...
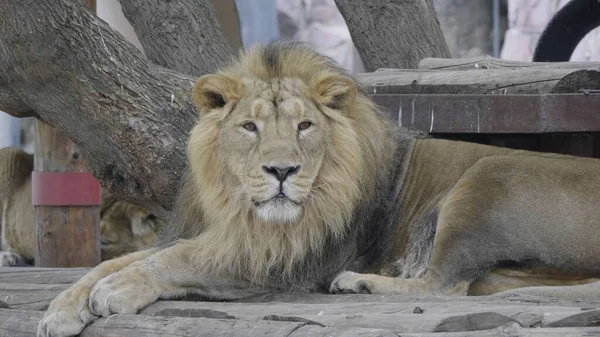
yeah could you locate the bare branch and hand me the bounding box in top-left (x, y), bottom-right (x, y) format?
top-left (119, 0), bottom-right (234, 76)
top-left (0, 86), bottom-right (37, 118)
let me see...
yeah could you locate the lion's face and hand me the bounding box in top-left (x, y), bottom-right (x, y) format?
top-left (217, 78), bottom-right (330, 224)
top-left (188, 44), bottom-right (384, 234)
top-left (182, 44), bottom-right (389, 281)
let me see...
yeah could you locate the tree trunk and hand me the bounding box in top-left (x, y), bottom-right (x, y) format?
top-left (432, 0), bottom-right (495, 58)
top-left (334, 0), bottom-right (451, 71)
top-left (119, 0), bottom-right (234, 77)
top-left (0, 0), bottom-right (203, 218)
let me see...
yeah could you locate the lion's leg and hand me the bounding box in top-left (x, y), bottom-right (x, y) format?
top-left (87, 241), bottom-right (260, 318)
top-left (37, 247), bottom-right (159, 337)
top-left (490, 280), bottom-right (600, 300)
top-left (332, 166), bottom-right (517, 296)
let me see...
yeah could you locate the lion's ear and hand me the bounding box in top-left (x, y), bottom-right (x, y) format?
top-left (311, 74), bottom-right (357, 110)
top-left (192, 74), bottom-right (239, 113)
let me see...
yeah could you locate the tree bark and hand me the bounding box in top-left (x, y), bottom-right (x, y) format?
top-left (0, 87), bottom-right (36, 118)
top-left (0, 0), bottom-right (202, 217)
top-left (119, 0), bottom-right (234, 77)
top-left (334, 0), bottom-right (451, 71)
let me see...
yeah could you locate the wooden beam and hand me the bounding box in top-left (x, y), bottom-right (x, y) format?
top-left (33, 0), bottom-right (101, 268)
top-left (33, 122), bottom-right (101, 267)
top-left (372, 93), bottom-right (600, 134)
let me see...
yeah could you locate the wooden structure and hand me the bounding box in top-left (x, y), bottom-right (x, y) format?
top-left (32, 0), bottom-right (102, 268)
top-left (2, 267), bottom-right (600, 336)
top-left (2, 58), bottom-right (599, 335)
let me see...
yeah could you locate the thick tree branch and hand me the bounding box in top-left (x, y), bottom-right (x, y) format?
top-left (0, 0), bottom-right (200, 217)
top-left (119, 0), bottom-right (234, 77)
top-left (335, 0), bottom-right (451, 71)
top-left (0, 86), bottom-right (38, 118)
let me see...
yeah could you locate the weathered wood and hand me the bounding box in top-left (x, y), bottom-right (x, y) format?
top-left (141, 300), bottom-right (591, 332)
top-left (551, 70), bottom-right (600, 93)
top-left (0, 309), bottom-right (400, 337)
top-left (119, 0), bottom-right (234, 77)
top-left (434, 312), bottom-right (519, 332)
top-left (32, 0), bottom-right (101, 268)
top-left (372, 93), bottom-right (600, 134)
top-left (402, 323), bottom-right (600, 336)
top-left (547, 309), bottom-right (600, 327)
top-left (418, 56), bottom-right (600, 70)
top-left (3, 267), bottom-right (600, 336)
top-left (4, 308), bottom-right (600, 336)
top-left (334, 0), bottom-right (450, 71)
top-left (0, 267), bottom-right (88, 284)
top-left (1, 282), bottom-right (597, 329)
top-left (356, 69), bottom-right (600, 95)
top-left (34, 121), bottom-right (101, 267)
top-left (0, 283), bottom-right (68, 310)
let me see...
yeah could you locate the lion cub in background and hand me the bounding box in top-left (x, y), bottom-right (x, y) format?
top-left (0, 147), bottom-right (161, 266)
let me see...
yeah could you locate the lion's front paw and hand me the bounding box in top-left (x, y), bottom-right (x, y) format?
top-left (37, 289), bottom-right (96, 337)
top-left (329, 271), bottom-right (375, 294)
top-left (89, 267), bottom-right (159, 317)
top-left (0, 251), bottom-right (24, 266)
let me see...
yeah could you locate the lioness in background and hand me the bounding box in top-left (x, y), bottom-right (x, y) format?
top-left (38, 42), bottom-right (600, 337)
top-left (0, 147), bottom-right (162, 266)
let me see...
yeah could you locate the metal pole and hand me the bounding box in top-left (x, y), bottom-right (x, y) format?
top-left (493, 0), bottom-right (501, 57)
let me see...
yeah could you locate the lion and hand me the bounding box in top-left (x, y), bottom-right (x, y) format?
top-left (37, 42), bottom-right (600, 337)
top-left (0, 147), bottom-right (162, 266)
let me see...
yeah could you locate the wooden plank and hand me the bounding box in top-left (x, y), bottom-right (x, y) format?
top-left (34, 121), bottom-right (101, 267)
top-left (1, 279), bottom-right (598, 330)
top-left (2, 267), bottom-right (600, 336)
top-left (371, 93), bottom-right (600, 134)
top-left (0, 283), bottom-right (67, 310)
top-left (141, 301), bottom-right (589, 332)
top-left (401, 323), bottom-right (600, 336)
top-left (0, 267), bottom-right (89, 284)
top-left (417, 56), bottom-right (600, 71)
top-left (4, 308), bottom-right (600, 337)
top-left (356, 68), bottom-right (600, 95)
top-left (0, 309), bottom-right (400, 337)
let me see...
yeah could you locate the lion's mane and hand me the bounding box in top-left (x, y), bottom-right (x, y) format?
top-left (160, 42), bottom-right (399, 287)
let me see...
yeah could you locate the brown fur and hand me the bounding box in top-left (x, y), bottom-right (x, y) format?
top-left (37, 42), bottom-right (600, 337)
top-left (0, 147), bottom-right (162, 266)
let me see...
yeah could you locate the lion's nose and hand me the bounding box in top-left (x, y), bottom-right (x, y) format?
top-left (262, 165), bottom-right (300, 182)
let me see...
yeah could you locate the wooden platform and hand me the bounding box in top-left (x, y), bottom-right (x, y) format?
top-left (2, 267), bottom-right (600, 336)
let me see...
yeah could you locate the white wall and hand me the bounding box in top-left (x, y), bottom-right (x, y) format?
top-left (0, 113), bottom-right (15, 148)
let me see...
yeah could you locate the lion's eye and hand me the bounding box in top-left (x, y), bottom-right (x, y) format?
top-left (298, 121), bottom-right (312, 131)
top-left (242, 122), bottom-right (257, 132)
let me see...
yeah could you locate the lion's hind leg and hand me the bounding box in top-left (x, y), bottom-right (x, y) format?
top-left (490, 280), bottom-right (600, 300)
top-left (37, 247), bottom-right (158, 337)
top-left (331, 157), bottom-right (532, 296)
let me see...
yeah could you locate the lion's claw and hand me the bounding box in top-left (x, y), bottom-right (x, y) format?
top-left (88, 269), bottom-right (159, 317)
top-left (36, 298), bottom-right (96, 337)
